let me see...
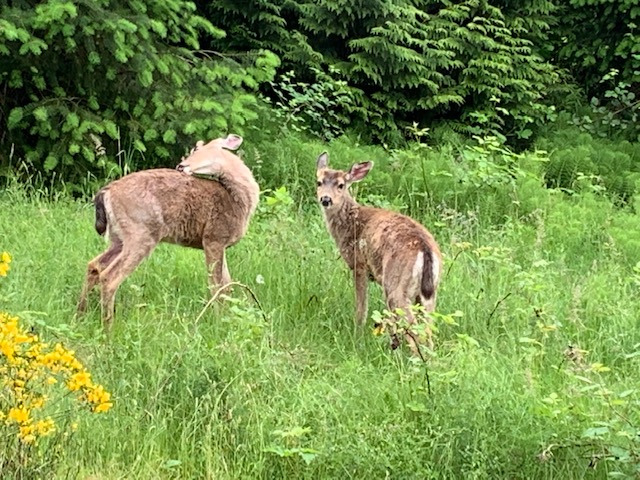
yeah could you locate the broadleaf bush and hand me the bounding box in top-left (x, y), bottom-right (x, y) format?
top-left (0, 0), bottom-right (279, 187)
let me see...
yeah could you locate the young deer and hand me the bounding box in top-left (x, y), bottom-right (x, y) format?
top-left (316, 152), bottom-right (442, 352)
top-left (77, 134), bottom-right (260, 330)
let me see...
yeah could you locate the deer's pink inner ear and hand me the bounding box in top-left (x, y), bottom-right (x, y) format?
top-left (223, 134), bottom-right (243, 151)
top-left (317, 152), bottom-right (329, 170)
top-left (349, 162), bottom-right (373, 182)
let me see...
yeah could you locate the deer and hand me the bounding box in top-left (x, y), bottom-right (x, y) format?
top-left (316, 152), bottom-right (442, 353)
top-left (77, 134), bottom-right (260, 330)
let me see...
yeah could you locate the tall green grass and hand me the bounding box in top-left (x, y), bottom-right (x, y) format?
top-left (1, 135), bottom-right (639, 479)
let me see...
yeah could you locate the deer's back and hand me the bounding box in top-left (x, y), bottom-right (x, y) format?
top-left (102, 169), bottom-right (244, 248)
top-left (358, 207), bottom-right (440, 282)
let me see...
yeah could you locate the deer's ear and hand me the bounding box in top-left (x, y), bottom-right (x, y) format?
top-left (222, 134), bottom-right (243, 151)
top-left (347, 161), bottom-right (374, 183)
top-left (316, 152), bottom-right (329, 170)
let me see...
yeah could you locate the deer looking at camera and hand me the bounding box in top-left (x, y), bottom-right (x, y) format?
top-left (77, 134), bottom-right (260, 330)
top-left (316, 152), bottom-right (442, 353)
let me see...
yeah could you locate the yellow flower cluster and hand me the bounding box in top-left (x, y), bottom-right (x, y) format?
top-left (1, 311), bottom-right (113, 445)
top-left (0, 251), bottom-right (11, 277)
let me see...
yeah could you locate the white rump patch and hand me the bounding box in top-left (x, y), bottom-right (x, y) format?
top-left (103, 191), bottom-right (113, 241)
top-left (431, 251), bottom-right (440, 285)
top-left (412, 251), bottom-right (424, 285)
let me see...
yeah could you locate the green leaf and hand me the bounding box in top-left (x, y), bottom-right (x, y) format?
top-left (406, 401), bottom-right (428, 413)
top-left (7, 107), bottom-right (24, 129)
top-left (62, 113), bottom-right (80, 132)
top-left (33, 107), bottom-right (48, 122)
top-left (299, 450), bottom-right (318, 465)
top-left (104, 121), bottom-right (119, 140)
top-left (88, 96), bottom-right (100, 111)
top-left (162, 459), bottom-right (182, 469)
top-left (44, 155), bottom-right (58, 171)
top-left (518, 128), bottom-right (533, 139)
top-left (162, 129), bottom-right (177, 144)
top-left (88, 51), bottom-right (100, 65)
top-left (139, 69), bottom-right (153, 87)
top-left (582, 426), bottom-right (609, 439)
top-left (18, 39), bottom-right (48, 56)
top-left (133, 139), bottom-right (147, 152)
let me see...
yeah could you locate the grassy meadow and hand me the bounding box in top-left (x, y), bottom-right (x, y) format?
top-left (1, 133), bottom-right (640, 479)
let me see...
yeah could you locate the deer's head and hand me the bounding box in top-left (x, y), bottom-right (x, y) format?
top-left (177, 134), bottom-right (243, 176)
top-left (316, 152), bottom-right (373, 210)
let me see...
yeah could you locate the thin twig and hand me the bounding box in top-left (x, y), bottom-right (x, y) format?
top-left (194, 281), bottom-right (266, 326)
top-left (402, 327), bottom-right (432, 396)
top-left (305, 294), bottom-right (318, 307)
top-left (611, 98), bottom-right (640, 116)
top-left (445, 249), bottom-right (464, 279)
top-left (486, 292), bottom-right (512, 327)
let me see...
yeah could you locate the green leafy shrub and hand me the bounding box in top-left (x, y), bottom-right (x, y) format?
top-left (569, 68), bottom-right (640, 143)
top-left (265, 67), bottom-right (357, 141)
top-left (0, 0), bottom-right (279, 186)
top-left (538, 121), bottom-right (640, 202)
top-left (552, 0), bottom-right (640, 97)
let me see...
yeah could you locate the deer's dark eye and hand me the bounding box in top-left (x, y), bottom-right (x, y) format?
top-left (338, 183), bottom-right (345, 190)
top-left (317, 181), bottom-right (322, 187)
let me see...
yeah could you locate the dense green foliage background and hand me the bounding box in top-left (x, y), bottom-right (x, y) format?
top-left (2, 0), bottom-right (640, 188)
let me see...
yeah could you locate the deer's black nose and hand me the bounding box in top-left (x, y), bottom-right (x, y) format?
top-left (320, 196), bottom-right (332, 207)
top-left (176, 164), bottom-right (185, 172)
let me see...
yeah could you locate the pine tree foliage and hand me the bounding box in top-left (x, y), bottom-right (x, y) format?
top-left (0, 0), bottom-right (279, 183)
top-left (301, 0), bottom-right (559, 141)
top-left (195, 0), bottom-right (323, 69)
top-left (206, 0), bottom-right (560, 143)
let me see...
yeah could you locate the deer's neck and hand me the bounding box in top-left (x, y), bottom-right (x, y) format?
top-left (323, 196), bottom-right (365, 249)
top-left (217, 161), bottom-right (260, 226)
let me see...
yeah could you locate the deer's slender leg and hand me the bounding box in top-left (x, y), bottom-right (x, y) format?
top-left (99, 240), bottom-right (156, 331)
top-left (221, 250), bottom-right (232, 286)
top-left (353, 266), bottom-right (369, 326)
top-left (77, 240), bottom-right (123, 315)
top-left (203, 240), bottom-right (227, 295)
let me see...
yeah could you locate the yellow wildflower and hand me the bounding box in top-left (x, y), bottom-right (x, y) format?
top-left (0, 252), bottom-right (10, 277)
top-left (8, 406), bottom-right (30, 424)
top-left (67, 371), bottom-right (92, 391)
top-left (1, 305), bottom-right (113, 446)
top-left (30, 396), bottom-right (45, 409)
top-left (372, 323), bottom-right (386, 336)
top-left (85, 384), bottom-right (110, 405)
top-left (0, 339), bottom-right (15, 362)
top-left (19, 424), bottom-right (36, 444)
top-left (94, 402), bottom-right (113, 413)
top-left (35, 418), bottom-right (55, 436)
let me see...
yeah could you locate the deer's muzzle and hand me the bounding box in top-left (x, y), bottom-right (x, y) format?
top-left (320, 196), bottom-right (332, 207)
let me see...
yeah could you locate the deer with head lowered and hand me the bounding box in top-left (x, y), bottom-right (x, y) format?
top-left (316, 152), bottom-right (442, 353)
top-left (77, 134), bottom-right (260, 330)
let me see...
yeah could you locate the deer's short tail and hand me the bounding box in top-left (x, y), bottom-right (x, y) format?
top-left (421, 247), bottom-right (438, 302)
top-left (94, 190), bottom-right (108, 236)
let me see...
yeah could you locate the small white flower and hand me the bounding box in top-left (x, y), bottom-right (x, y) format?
top-left (255, 274), bottom-right (265, 285)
